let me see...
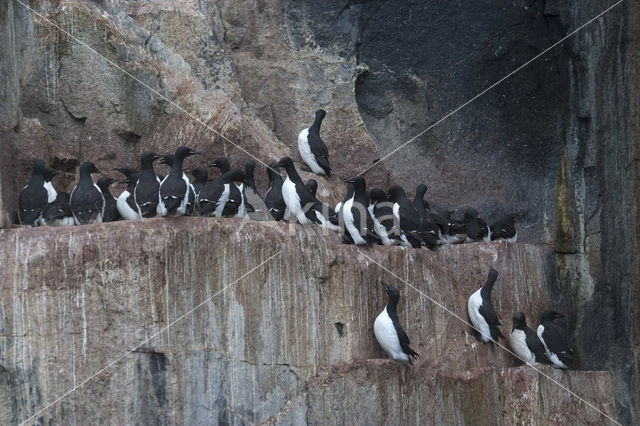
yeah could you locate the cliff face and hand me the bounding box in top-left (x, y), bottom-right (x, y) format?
top-left (0, 221), bottom-right (614, 424)
top-left (0, 0), bottom-right (638, 423)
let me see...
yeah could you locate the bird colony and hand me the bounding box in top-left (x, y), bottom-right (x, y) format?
top-left (16, 109), bottom-right (571, 368)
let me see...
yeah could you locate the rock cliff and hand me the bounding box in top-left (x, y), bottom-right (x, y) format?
top-left (0, 0), bottom-right (638, 423)
top-left (0, 220), bottom-right (615, 424)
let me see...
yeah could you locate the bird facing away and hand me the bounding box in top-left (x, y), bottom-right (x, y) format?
top-left (297, 109), bottom-right (331, 177)
top-left (209, 157), bottom-right (245, 218)
top-left (18, 159), bottom-right (49, 226)
top-left (70, 162), bottom-right (105, 225)
top-left (374, 282), bottom-right (419, 364)
top-left (464, 208), bottom-right (491, 242)
top-left (197, 169), bottom-right (247, 218)
top-left (467, 268), bottom-right (504, 343)
top-left (189, 167), bottom-right (208, 198)
top-left (510, 312), bottom-right (550, 366)
top-left (96, 177), bottom-right (121, 222)
top-left (368, 187), bottom-right (398, 246)
top-left (387, 185), bottom-right (425, 249)
top-left (43, 192), bottom-right (75, 226)
top-left (158, 146), bottom-right (199, 217)
top-left (537, 310), bottom-right (573, 369)
top-left (134, 152), bottom-right (162, 218)
top-left (264, 163), bottom-right (286, 221)
top-left (490, 213), bottom-right (518, 242)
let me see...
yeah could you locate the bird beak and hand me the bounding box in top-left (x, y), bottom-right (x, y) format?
top-left (190, 151), bottom-right (200, 156)
top-left (208, 162), bottom-right (218, 168)
top-left (381, 282), bottom-right (390, 293)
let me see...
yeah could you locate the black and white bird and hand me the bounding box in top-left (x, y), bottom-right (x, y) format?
top-left (18, 159), bottom-right (49, 226)
top-left (158, 146), bottom-right (199, 217)
top-left (374, 282), bottom-right (419, 364)
top-left (438, 210), bottom-right (467, 245)
top-left (134, 152), bottom-right (162, 218)
top-left (537, 310), bottom-right (573, 369)
top-left (297, 109), bottom-right (331, 177)
top-left (490, 213), bottom-right (518, 242)
top-left (244, 160), bottom-right (272, 221)
top-left (335, 182), bottom-right (354, 215)
top-left (96, 177), bottom-right (121, 222)
top-left (209, 157), bottom-right (246, 218)
top-left (510, 312), bottom-right (550, 366)
top-left (115, 167), bottom-right (141, 221)
top-left (43, 192), bottom-right (75, 226)
top-left (197, 169), bottom-right (247, 218)
top-left (341, 176), bottom-right (378, 245)
top-left (274, 157), bottom-right (320, 225)
top-left (43, 167), bottom-right (60, 203)
top-left (189, 167), bottom-right (208, 199)
top-left (305, 179), bottom-right (340, 231)
top-left (467, 268), bottom-right (504, 343)
top-left (412, 185), bottom-right (440, 249)
top-left (264, 163), bottom-right (286, 222)
top-left (387, 185), bottom-right (426, 249)
top-left (464, 208), bottom-right (491, 242)
top-left (70, 162), bottom-right (105, 225)
top-left (368, 187), bottom-right (398, 246)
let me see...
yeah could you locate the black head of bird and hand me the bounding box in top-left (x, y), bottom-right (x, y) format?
top-left (512, 312), bottom-right (527, 331)
top-left (96, 177), bottom-right (116, 191)
top-left (274, 156), bottom-right (294, 170)
top-left (382, 282), bottom-right (400, 302)
top-left (209, 157), bottom-right (231, 173)
top-left (175, 146), bottom-right (200, 159)
top-left (80, 161), bottom-right (100, 175)
top-left (415, 184), bottom-right (428, 199)
top-left (387, 185), bottom-right (406, 203)
top-left (540, 310), bottom-right (565, 322)
top-left (464, 207), bottom-right (480, 221)
top-left (305, 179), bottom-right (318, 198)
top-left (140, 152), bottom-right (162, 168)
top-left (160, 155), bottom-right (174, 167)
top-left (43, 168), bottom-right (60, 181)
top-left (190, 168), bottom-right (208, 182)
top-left (346, 176), bottom-right (366, 191)
top-left (315, 109), bottom-right (326, 121)
top-left (369, 188), bottom-right (387, 204)
top-left (31, 159), bottom-right (46, 175)
top-left (114, 167), bottom-right (138, 178)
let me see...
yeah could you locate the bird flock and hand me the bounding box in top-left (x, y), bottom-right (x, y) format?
top-left (16, 109), bottom-right (571, 368)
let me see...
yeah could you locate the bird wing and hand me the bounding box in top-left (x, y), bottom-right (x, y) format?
top-left (134, 175), bottom-right (160, 217)
top-left (392, 319), bottom-right (419, 361)
top-left (19, 184), bottom-right (48, 224)
top-left (478, 303), bottom-right (504, 339)
top-left (307, 133), bottom-right (331, 175)
top-left (160, 177), bottom-right (187, 211)
top-left (543, 323), bottom-right (574, 357)
top-left (525, 327), bottom-right (551, 363)
top-left (197, 179), bottom-right (225, 216)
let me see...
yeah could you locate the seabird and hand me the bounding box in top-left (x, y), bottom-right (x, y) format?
top-left (96, 177), bottom-right (121, 222)
top-left (368, 187), bottom-right (398, 246)
top-left (467, 268), bottom-right (504, 343)
top-left (341, 176), bottom-right (378, 245)
top-left (43, 192), bottom-right (75, 226)
top-left (43, 167), bottom-right (60, 203)
top-left (510, 312), bottom-right (550, 366)
top-left (158, 146), bottom-right (199, 217)
top-left (412, 184), bottom-right (440, 249)
top-left (387, 185), bottom-right (426, 249)
top-left (114, 167), bottom-right (141, 221)
top-left (297, 109), bottom-right (331, 177)
top-left (537, 310), bottom-right (573, 369)
top-left (18, 159), bottom-right (49, 226)
top-left (134, 152), bottom-right (162, 218)
top-left (305, 179), bottom-right (340, 231)
top-left (490, 213), bottom-right (518, 242)
top-left (197, 169), bottom-right (247, 218)
top-left (335, 182), bottom-right (354, 214)
top-left (189, 167), bottom-right (208, 198)
top-left (209, 157), bottom-right (246, 218)
top-left (70, 161), bottom-right (105, 225)
top-left (374, 282), bottom-right (419, 364)
top-left (438, 209), bottom-right (467, 245)
top-left (464, 208), bottom-right (491, 242)
top-left (273, 156), bottom-right (320, 225)
top-left (244, 160), bottom-right (272, 221)
top-left (264, 163), bottom-right (286, 222)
